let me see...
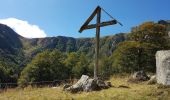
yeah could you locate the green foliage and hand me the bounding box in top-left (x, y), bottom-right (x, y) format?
top-left (18, 50), bottom-right (68, 87)
top-left (111, 41), bottom-right (156, 72)
top-left (111, 22), bottom-right (169, 73)
top-left (128, 22), bottom-right (167, 48)
top-left (66, 39), bottom-right (76, 52)
top-left (64, 52), bottom-right (79, 78)
top-left (99, 56), bottom-right (112, 78)
top-left (0, 58), bottom-right (19, 83)
top-left (0, 61), bottom-right (17, 83)
top-left (111, 41), bottom-right (140, 73)
top-left (0, 65), bottom-right (9, 83)
top-left (56, 37), bottom-right (66, 51)
top-left (18, 50), bottom-right (93, 87)
top-left (72, 53), bottom-right (91, 78)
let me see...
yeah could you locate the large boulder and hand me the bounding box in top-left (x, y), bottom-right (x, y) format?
top-left (64, 75), bottom-right (111, 93)
top-left (65, 75), bottom-right (89, 92)
top-left (156, 50), bottom-right (170, 85)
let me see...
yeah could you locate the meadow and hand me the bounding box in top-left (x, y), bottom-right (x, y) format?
top-left (0, 75), bottom-right (170, 100)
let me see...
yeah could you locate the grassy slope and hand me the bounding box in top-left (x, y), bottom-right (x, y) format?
top-left (0, 75), bottom-right (170, 100)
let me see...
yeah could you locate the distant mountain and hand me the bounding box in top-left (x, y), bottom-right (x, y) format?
top-left (1, 19), bottom-right (169, 69)
top-left (0, 24), bottom-right (23, 53)
top-left (24, 34), bottom-right (126, 57)
top-left (0, 24), bottom-right (25, 70)
top-left (0, 24), bottom-right (127, 69)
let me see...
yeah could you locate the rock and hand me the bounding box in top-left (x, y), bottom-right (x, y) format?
top-left (133, 70), bottom-right (150, 81)
top-left (97, 80), bottom-right (109, 89)
top-left (147, 75), bottom-right (156, 85)
top-left (65, 75), bottom-right (89, 93)
top-left (83, 79), bottom-right (98, 92)
top-left (128, 70), bottom-right (150, 83)
top-left (64, 75), bottom-right (111, 93)
top-left (156, 50), bottom-right (170, 85)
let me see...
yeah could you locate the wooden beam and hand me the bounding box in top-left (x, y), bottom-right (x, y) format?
top-left (79, 6), bottom-right (100, 33)
top-left (80, 20), bottom-right (117, 31)
top-left (94, 6), bottom-right (101, 79)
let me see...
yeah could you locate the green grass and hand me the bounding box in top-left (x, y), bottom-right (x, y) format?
top-left (0, 75), bottom-right (170, 100)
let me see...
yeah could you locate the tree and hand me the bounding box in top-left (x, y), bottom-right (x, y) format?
top-left (111, 41), bottom-right (159, 73)
top-left (99, 56), bottom-right (112, 78)
top-left (72, 53), bottom-right (90, 78)
top-left (18, 50), bottom-right (68, 87)
top-left (128, 22), bottom-right (168, 48)
top-left (0, 61), bottom-right (18, 83)
top-left (129, 22), bottom-right (169, 71)
top-left (111, 22), bottom-right (169, 73)
top-left (111, 41), bottom-right (140, 73)
top-left (0, 65), bottom-right (9, 83)
top-left (64, 52), bottom-right (79, 78)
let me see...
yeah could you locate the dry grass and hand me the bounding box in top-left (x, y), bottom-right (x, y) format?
top-left (0, 75), bottom-right (170, 100)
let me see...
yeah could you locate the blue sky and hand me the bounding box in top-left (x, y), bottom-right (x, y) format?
top-left (0, 0), bottom-right (170, 38)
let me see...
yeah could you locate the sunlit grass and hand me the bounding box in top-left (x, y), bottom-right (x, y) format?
top-left (0, 75), bottom-right (170, 100)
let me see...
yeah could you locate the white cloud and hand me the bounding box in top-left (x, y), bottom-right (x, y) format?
top-left (0, 18), bottom-right (47, 38)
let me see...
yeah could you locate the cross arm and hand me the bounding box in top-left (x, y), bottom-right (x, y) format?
top-left (79, 6), bottom-right (101, 33)
top-left (79, 20), bottom-right (117, 33)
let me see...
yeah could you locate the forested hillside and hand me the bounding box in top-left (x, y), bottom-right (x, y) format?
top-left (0, 23), bottom-right (126, 85)
top-left (0, 20), bottom-right (170, 86)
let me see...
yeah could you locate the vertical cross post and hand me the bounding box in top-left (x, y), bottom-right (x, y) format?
top-left (94, 7), bottom-right (101, 79)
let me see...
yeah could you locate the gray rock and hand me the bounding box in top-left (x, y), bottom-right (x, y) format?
top-left (168, 31), bottom-right (170, 37)
top-left (65, 75), bottom-right (89, 93)
top-left (83, 79), bottom-right (98, 92)
top-left (128, 70), bottom-right (149, 83)
top-left (156, 50), bottom-right (170, 85)
top-left (97, 80), bottom-right (109, 89)
top-left (64, 75), bottom-right (111, 93)
top-left (132, 70), bottom-right (150, 81)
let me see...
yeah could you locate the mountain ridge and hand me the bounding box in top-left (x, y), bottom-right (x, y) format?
top-left (0, 23), bottom-right (126, 68)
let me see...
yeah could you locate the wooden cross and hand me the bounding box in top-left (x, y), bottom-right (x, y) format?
top-left (79, 6), bottom-right (120, 79)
